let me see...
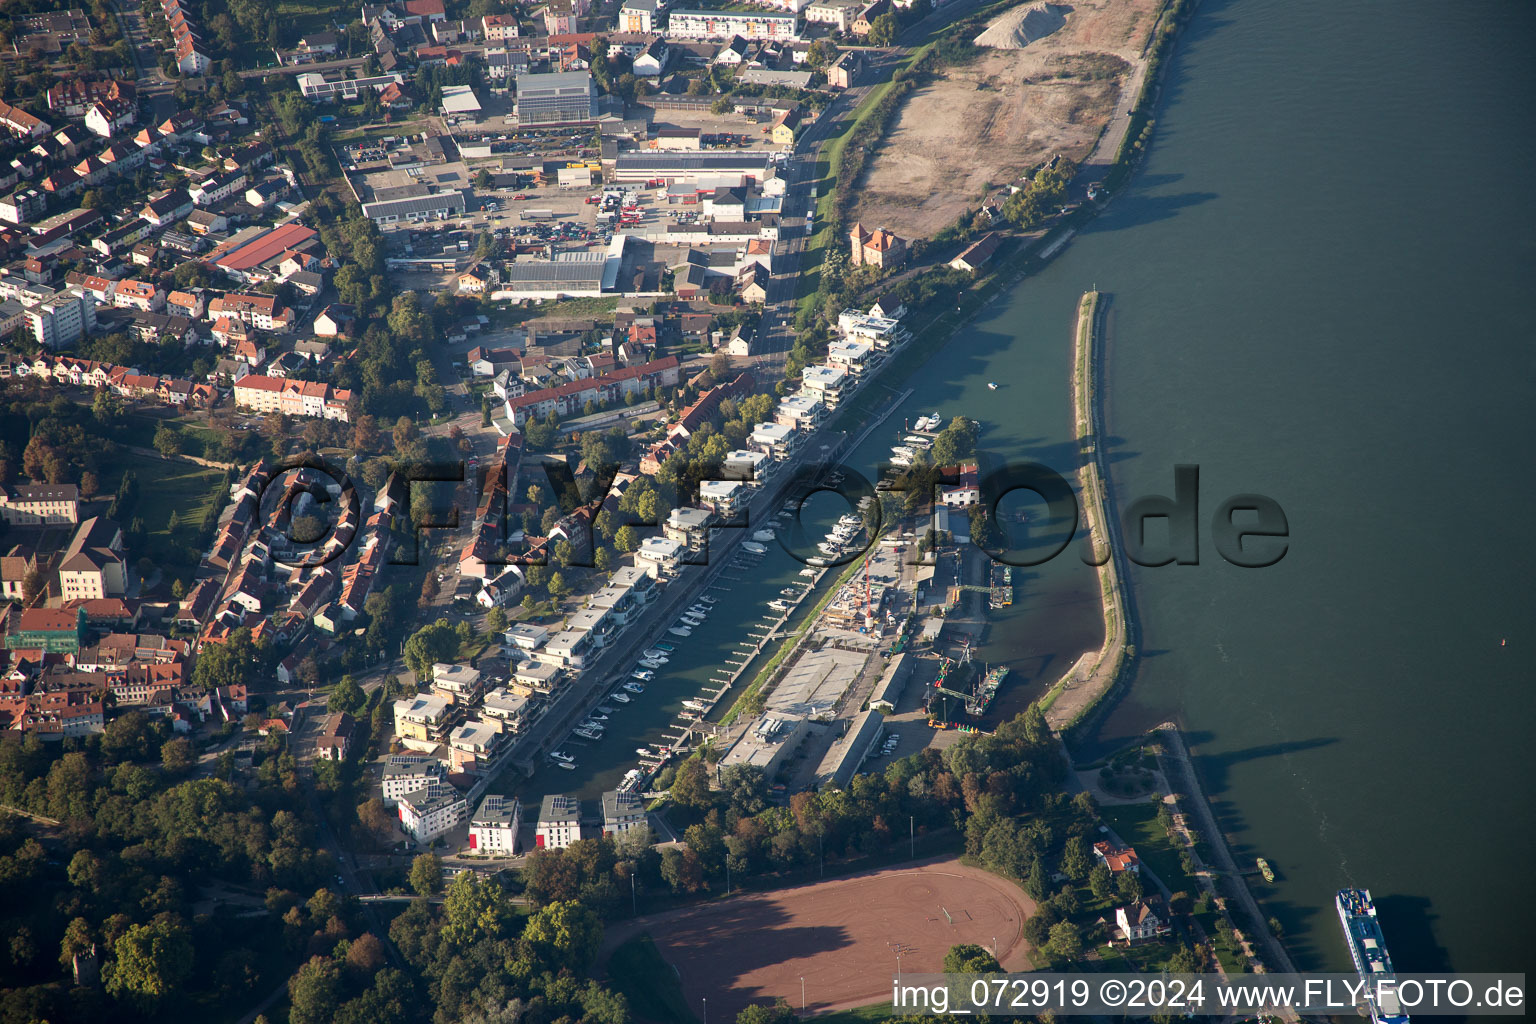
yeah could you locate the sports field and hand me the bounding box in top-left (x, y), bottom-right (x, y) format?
top-left (604, 858), bottom-right (1035, 1019)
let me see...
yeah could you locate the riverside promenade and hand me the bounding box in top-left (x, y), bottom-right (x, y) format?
top-left (1042, 290), bottom-right (1133, 734)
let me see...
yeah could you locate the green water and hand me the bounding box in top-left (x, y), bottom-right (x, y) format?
top-left (849, 0), bottom-right (1536, 974)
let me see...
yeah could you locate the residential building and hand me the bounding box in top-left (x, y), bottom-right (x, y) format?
top-left (5, 607), bottom-right (86, 653)
top-left (207, 292), bottom-right (293, 332)
top-left (1093, 841), bottom-right (1141, 874)
top-left (534, 794), bottom-right (581, 849)
top-left (636, 535), bottom-right (685, 576)
top-left (664, 9), bottom-right (800, 41)
top-left (849, 222), bottom-right (907, 268)
top-left (0, 483), bottom-right (80, 526)
top-left (398, 787), bottom-right (469, 843)
top-left (0, 189), bottom-right (46, 226)
top-left (949, 231), bottom-right (1001, 272)
top-left (393, 693), bottom-right (457, 750)
top-left (481, 13), bottom-right (521, 40)
top-left (468, 793), bottom-right (521, 854)
top-left (601, 789), bottom-right (647, 838)
top-left (23, 290), bottom-right (93, 348)
top-left (316, 712), bottom-right (355, 760)
top-left (938, 462), bottom-right (980, 507)
top-left (1115, 901), bottom-right (1172, 944)
top-left (57, 517), bottom-right (126, 601)
top-left (618, 0), bottom-right (656, 33)
top-left (827, 49), bottom-right (864, 88)
top-left (448, 719), bottom-right (503, 772)
top-left (381, 756), bottom-right (448, 805)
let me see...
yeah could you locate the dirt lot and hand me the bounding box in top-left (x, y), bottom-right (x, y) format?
top-left (852, 0), bottom-right (1163, 239)
top-left (605, 858), bottom-right (1036, 1017)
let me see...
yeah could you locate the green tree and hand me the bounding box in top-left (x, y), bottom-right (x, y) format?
top-left (522, 899), bottom-right (603, 970)
top-left (104, 918), bottom-right (193, 1009)
top-left (736, 999), bottom-right (798, 1024)
top-left (159, 737), bottom-right (194, 774)
top-left (329, 675), bottom-right (365, 714)
top-left (441, 871), bottom-right (514, 948)
top-left (867, 10), bottom-right (899, 45)
top-left (402, 619), bottom-right (459, 681)
top-left (288, 956), bottom-right (343, 1024)
top-left (152, 424), bottom-right (182, 458)
top-left (1089, 864), bottom-right (1113, 901)
top-left (1045, 920), bottom-right (1083, 962)
top-left (942, 942), bottom-right (1001, 973)
top-left (409, 853), bottom-right (442, 896)
top-left (669, 758), bottom-right (713, 810)
top-left (1115, 869), bottom-right (1143, 903)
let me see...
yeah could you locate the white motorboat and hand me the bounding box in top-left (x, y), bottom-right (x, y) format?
top-left (891, 446), bottom-right (915, 459)
top-left (642, 649), bottom-right (669, 660)
top-left (624, 682), bottom-right (645, 693)
top-left (588, 712), bottom-right (608, 721)
top-left (769, 599), bottom-right (791, 611)
top-left (550, 751), bottom-right (574, 763)
top-left (752, 529), bottom-right (775, 542)
top-left (669, 626), bottom-right (692, 637)
top-left (699, 595), bottom-right (717, 604)
top-left (639, 658), bottom-right (665, 669)
top-left (903, 435), bottom-right (932, 447)
top-left (636, 747), bottom-right (652, 756)
top-left (781, 587), bottom-right (802, 596)
top-left (890, 456), bottom-right (912, 467)
top-left (683, 699), bottom-right (709, 711)
top-left (596, 706), bottom-right (615, 714)
top-left (680, 616), bottom-right (704, 627)
top-left (611, 692), bottom-right (631, 703)
top-left (556, 761), bottom-right (576, 770)
top-left (741, 541), bottom-right (768, 555)
top-left (633, 669), bottom-right (656, 680)
top-left (800, 568), bottom-right (819, 577)
top-left (987, 382), bottom-right (999, 390)
top-left (574, 727), bottom-right (601, 740)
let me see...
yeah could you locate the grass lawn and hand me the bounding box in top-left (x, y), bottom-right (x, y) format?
top-left (105, 453), bottom-right (227, 569)
top-left (273, 0), bottom-right (348, 37)
top-left (606, 933), bottom-right (698, 1024)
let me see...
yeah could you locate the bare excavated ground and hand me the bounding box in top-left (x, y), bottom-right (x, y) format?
top-left (852, 0), bottom-right (1163, 239)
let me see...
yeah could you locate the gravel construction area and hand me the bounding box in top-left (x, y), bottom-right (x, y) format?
top-left (851, 0), bottom-right (1162, 239)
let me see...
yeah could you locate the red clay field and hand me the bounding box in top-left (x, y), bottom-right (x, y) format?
top-left (611, 857), bottom-right (1036, 1018)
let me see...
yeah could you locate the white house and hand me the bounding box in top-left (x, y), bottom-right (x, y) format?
top-left (468, 793), bottom-right (521, 854)
top-left (535, 794), bottom-right (580, 849)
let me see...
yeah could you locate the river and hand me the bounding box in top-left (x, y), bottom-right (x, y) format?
top-left (912, 0), bottom-right (1533, 975)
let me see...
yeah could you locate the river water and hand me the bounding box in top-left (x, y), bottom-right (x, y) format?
top-left (940, 0), bottom-right (1534, 974)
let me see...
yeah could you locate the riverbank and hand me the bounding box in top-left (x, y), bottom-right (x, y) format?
top-left (1154, 722), bottom-right (1301, 978)
top-left (1038, 291), bottom-right (1134, 738)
